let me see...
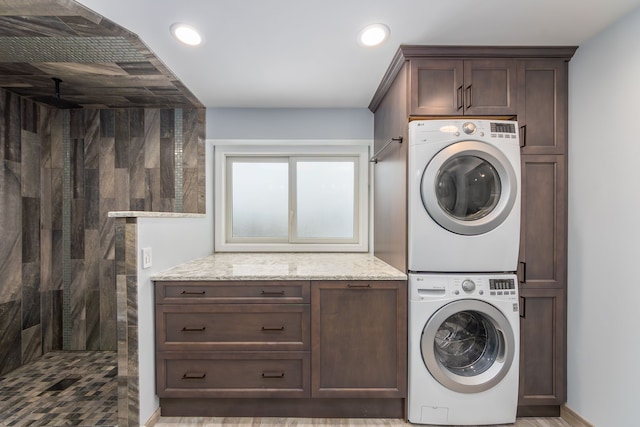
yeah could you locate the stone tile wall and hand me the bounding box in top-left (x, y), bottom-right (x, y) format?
top-left (0, 87), bottom-right (205, 374)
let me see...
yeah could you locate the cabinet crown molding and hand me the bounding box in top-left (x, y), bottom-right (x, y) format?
top-left (368, 45), bottom-right (578, 113)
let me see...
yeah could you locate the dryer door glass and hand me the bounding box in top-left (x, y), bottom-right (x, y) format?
top-left (421, 140), bottom-right (517, 235)
top-left (436, 156), bottom-right (501, 221)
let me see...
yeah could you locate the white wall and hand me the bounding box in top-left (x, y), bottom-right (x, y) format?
top-left (207, 108), bottom-right (373, 139)
top-left (568, 6), bottom-right (640, 427)
top-left (135, 142), bottom-right (215, 425)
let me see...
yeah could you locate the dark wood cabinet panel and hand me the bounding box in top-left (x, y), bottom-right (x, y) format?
top-left (373, 62), bottom-right (409, 272)
top-left (517, 60), bottom-right (568, 154)
top-left (156, 280), bottom-right (310, 304)
top-left (157, 351), bottom-right (310, 398)
top-left (410, 59), bottom-right (463, 115)
top-left (409, 58), bottom-right (516, 116)
top-left (311, 281), bottom-right (407, 398)
top-left (464, 59), bottom-right (517, 115)
top-left (519, 155), bottom-right (567, 289)
top-left (518, 287), bottom-right (566, 407)
top-left (156, 304), bottom-right (310, 351)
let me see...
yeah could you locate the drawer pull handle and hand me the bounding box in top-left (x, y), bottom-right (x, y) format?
top-left (261, 290), bottom-right (285, 296)
top-left (261, 326), bottom-right (285, 331)
top-left (182, 372), bottom-right (206, 380)
top-left (347, 283), bottom-right (371, 288)
top-left (182, 326), bottom-right (206, 332)
top-left (181, 290), bottom-right (206, 295)
top-left (261, 371), bottom-right (285, 379)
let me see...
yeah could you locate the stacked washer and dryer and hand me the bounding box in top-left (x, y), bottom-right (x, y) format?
top-left (407, 119), bottom-right (521, 425)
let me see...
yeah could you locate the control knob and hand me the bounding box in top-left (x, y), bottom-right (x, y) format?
top-left (461, 279), bottom-right (476, 293)
top-left (462, 122), bottom-right (477, 135)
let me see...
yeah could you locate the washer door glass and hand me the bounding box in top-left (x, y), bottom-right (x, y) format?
top-left (421, 299), bottom-right (515, 393)
top-left (421, 141), bottom-right (517, 235)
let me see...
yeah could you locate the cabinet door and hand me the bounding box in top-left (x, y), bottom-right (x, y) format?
top-left (410, 58), bottom-right (516, 116)
top-left (464, 59), bottom-right (517, 115)
top-left (311, 280), bottom-right (407, 398)
top-left (517, 60), bottom-right (568, 154)
top-left (518, 287), bottom-right (566, 407)
top-left (410, 59), bottom-right (464, 115)
top-left (519, 154), bottom-right (566, 289)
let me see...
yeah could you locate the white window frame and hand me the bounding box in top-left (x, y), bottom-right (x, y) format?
top-left (214, 141), bottom-right (370, 252)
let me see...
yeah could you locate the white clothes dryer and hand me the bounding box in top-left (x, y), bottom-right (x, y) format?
top-left (408, 119), bottom-right (521, 273)
top-left (408, 273), bottom-right (520, 425)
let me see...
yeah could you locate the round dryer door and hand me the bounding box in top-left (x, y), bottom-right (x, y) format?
top-left (420, 299), bottom-right (515, 393)
top-left (421, 140), bottom-right (517, 235)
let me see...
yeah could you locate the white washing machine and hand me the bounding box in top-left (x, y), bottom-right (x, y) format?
top-left (408, 119), bottom-right (521, 273)
top-left (408, 273), bottom-right (520, 425)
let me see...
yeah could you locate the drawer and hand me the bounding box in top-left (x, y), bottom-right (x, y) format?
top-left (156, 352), bottom-right (310, 398)
top-left (156, 304), bottom-right (310, 351)
top-left (155, 281), bottom-right (310, 304)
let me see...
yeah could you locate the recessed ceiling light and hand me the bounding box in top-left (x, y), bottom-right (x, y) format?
top-left (170, 23), bottom-right (203, 46)
top-left (358, 23), bottom-right (390, 47)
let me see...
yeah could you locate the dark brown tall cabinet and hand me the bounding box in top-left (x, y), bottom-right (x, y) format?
top-left (516, 59), bottom-right (570, 415)
top-left (369, 46), bottom-right (576, 417)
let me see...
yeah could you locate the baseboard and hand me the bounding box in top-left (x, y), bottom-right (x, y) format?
top-left (143, 407), bottom-right (161, 427)
top-left (561, 404), bottom-right (595, 427)
top-left (160, 397), bottom-right (404, 418)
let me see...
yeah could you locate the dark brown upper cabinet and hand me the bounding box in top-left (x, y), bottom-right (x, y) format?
top-left (517, 60), bottom-right (569, 155)
top-left (410, 58), bottom-right (517, 116)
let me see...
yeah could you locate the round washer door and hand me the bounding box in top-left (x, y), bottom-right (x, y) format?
top-left (421, 140), bottom-right (517, 235)
top-left (420, 299), bottom-right (515, 394)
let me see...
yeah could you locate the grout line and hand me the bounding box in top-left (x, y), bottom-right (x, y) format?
top-left (174, 108), bottom-right (183, 213)
top-left (62, 110), bottom-right (71, 350)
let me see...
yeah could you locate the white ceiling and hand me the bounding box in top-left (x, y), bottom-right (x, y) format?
top-left (75, 0), bottom-right (640, 109)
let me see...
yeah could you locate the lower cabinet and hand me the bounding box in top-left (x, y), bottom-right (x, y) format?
top-left (155, 279), bottom-right (407, 417)
top-left (517, 287), bottom-right (566, 415)
top-left (311, 280), bottom-right (407, 398)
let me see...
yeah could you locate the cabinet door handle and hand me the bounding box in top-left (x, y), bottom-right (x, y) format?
top-left (181, 326), bottom-right (206, 332)
top-left (261, 371), bottom-right (285, 379)
top-left (465, 84), bottom-right (472, 109)
top-left (519, 296), bottom-right (526, 319)
top-left (182, 372), bottom-right (206, 379)
top-left (456, 85), bottom-right (464, 111)
top-left (518, 261), bottom-right (527, 284)
top-left (347, 283), bottom-right (371, 288)
top-left (260, 290), bottom-right (285, 296)
top-left (181, 290), bottom-right (206, 295)
top-left (261, 326), bottom-right (285, 331)
top-left (519, 125), bottom-right (527, 148)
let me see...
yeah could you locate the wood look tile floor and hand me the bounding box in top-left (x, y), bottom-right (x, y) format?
top-left (155, 417), bottom-right (574, 427)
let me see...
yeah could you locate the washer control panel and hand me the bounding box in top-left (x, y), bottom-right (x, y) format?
top-left (409, 274), bottom-right (518, 301)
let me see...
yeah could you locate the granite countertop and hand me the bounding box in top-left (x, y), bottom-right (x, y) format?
top-left (152, 253), bottom-right (407, 281)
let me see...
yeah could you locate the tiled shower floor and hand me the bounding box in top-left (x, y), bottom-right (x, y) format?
top-left (0, 351), bottom-right (117, 426)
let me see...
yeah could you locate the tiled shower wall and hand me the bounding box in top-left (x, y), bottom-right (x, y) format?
top-left (0, 87), bottom-right (205, 374)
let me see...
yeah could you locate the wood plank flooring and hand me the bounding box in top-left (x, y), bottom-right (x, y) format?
top-left (155, 416), bottom-right (574, 426)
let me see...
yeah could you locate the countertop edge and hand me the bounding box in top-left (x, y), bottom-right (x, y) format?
top-left (108, 211), bottom-right (207, 218)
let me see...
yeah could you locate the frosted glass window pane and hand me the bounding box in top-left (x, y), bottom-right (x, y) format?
top-left (296, 161), bottom-right (355, 239)
top-left (231, 161), bottom-right (288, 238)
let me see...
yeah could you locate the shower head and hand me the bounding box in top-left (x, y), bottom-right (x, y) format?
top-left (34, 78), bottom-right (82, 109)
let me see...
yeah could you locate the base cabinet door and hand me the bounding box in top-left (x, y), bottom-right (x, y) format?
top-left (311, 281), bottom-right (407, 398)
top-left (518, 287), bottom-right (566, 408)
